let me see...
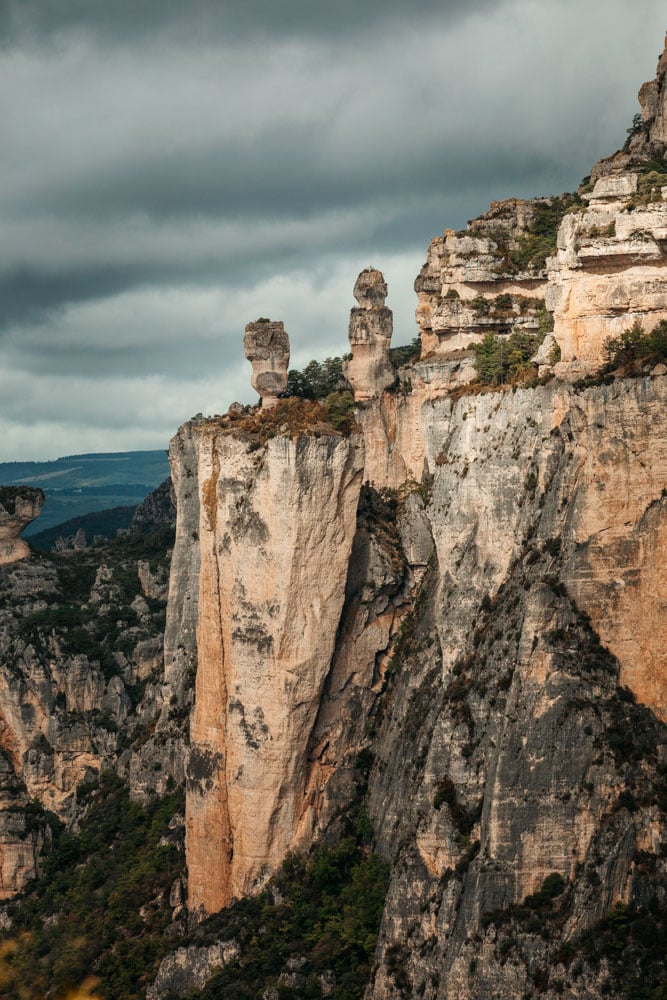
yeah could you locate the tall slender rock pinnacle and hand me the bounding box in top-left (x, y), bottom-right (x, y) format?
top-left (344, 268), bottom-right (394, 401)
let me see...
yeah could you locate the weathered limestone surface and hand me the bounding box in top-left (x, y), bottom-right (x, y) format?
top-left (164, 424), bottom-right (201, 699)
top-left (548, 33), bottom-right (667, 367)
top-left (344, 269), bottom-right (395, 401)
top-left (0, 488), bottom-right (44, 565)
top-left (416, 37), bottom-right (667, 378)
top-left (354, 375), bottom-right (667, 720)
top-left (415, 201), bottom-right (550, 360)
top-left (244, 320), bottom-right (290, 407)
top-left (0, 478), bottom-right (180, 898)
top-left (147, 940), bottom-right (240, 1000)
top-left (0, 747), bottom-right (42, 899)
top-left (547, 193), bottom-right (667, 369)
top-left (173, 420), bottom-right (364, 911)
top-left (364, 376), bottom-right (667, 999)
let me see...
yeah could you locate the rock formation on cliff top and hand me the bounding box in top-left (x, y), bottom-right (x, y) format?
top-left (0, 487), bottom-right (44, 565)
top-left (344, 268), bottom-right (395, 401)
top-left (415, 35), bottom-right (667, 382)
top-left (244, 319), bottom-right (290, 407)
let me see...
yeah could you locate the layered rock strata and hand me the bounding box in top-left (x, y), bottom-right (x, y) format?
top-left (414, 199), bottom-right (554, 365)
top-left (344, 268), bottom-right (395, 401)
top-left (415, 35), bottom-right (667, 379)
top-left (0, 487), bottom-right (44, 565)
top-left (244, 320), bottom-right (290, 407)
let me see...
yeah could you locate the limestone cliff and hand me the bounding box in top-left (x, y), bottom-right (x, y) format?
top-left (364, 377), bottom-right (667, 999)
top-left (162, 372), bottom-right (665, 998)
top-left (415, 36), bottom-right (667, 382)
top-left (1, 30), bottom-right (667, 1000)
top-left (168, 411), bottom-right (364, 912)
top-left (153, 36), bottom-right (667, 1000)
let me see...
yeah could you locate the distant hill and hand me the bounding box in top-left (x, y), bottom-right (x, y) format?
top-left (0, 450), bottom-right (170, 535)
top-left (27, 505), bottom-right (138, 552)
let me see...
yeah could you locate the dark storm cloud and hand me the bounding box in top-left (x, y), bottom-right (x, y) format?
top-left (19, 130), bottom-right (553, 223)
top-left (1, 0), bottom-right (498, 46)
top-left (0, 0), bottom-right (665, 459)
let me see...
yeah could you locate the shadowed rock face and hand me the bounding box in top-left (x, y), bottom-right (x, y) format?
top-left (244, 320), bottom-right (290, 408)
top-left (344, 269), bottom-right (395, 401)
top-left (0, 488), bottom-right (45, 565)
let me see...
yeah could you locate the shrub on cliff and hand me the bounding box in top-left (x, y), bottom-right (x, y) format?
top-left (388, 337), bottom-right (421, 369)
top-left (472, 331), bottom-right (539, 386)
top-left (603, 320), bottom-right (667, 371)
top-left (504, 194), bottom-right (583, 273)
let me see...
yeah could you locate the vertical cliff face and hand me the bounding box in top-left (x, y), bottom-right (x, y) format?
top-left (164, 366), bottom-right (666, 996)
top-left (169, 415), bottom-right (364, 911)
top-left (363, 377), bottom-right (666, 999)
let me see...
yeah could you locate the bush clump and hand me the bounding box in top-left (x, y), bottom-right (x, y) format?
top-left (472, 331), bottom-right (540, 386)
top-left (188, 830), bottom-right (390, 1000)
top-left (286, 357), bottom-right (347, 399)
top-left (505, 195), bottom-right (582, 273)
top-left (602, 320), bottom-right (667, 372)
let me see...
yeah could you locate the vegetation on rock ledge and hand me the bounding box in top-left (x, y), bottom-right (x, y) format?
top-left (603, 320), bottom-right (667, 373)
top-left (472, 330), bottom-right (540, 386)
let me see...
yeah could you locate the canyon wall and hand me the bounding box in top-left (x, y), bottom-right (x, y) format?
top-left (364, 376), bottom-right (666, 998)
top-left (161, 364), bottom-right (666, 1000)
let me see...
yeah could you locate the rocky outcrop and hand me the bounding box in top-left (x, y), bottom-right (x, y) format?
top-left (344, 269), bottom-right (395, 401)
top-left (415, 37), bottom-right (667, 379)
top-left (131, 477), bottom-right (176, 532)
top-left (414, 200), bottom-right (554, 362)
top-left (0, 520), bottom-right (178, 896)
top-left (168, 416), bottom-right (365, 912)
top-left (0, 747), bottom-right (42, 899)
top-left (0, 487), bottom-right (44, 565)
top-left (546, 181), bottom-right (667, 372)
top-left (244, 320), bottom-right (290, 407)
top-left (147, 940), bottom-right (239, 1000)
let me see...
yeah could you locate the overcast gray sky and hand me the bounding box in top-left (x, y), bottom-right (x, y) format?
top-left (1, 0), bottom-right (664, 460)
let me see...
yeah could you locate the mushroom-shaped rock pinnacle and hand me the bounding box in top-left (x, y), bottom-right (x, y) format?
top-left (244, 320), bottom-right (290, 408)
top-left (0, 487), bottom-right (45, 565)
top-left (353, 268), bottom-right (388, 309)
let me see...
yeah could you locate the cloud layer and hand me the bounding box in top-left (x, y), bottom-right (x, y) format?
top-left (0, 0), bottom-right (664, 459)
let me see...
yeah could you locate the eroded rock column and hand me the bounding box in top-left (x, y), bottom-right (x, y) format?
top-left (344, 269), bottom-right (394, 401)
top-left (243, 320), bottom-right (290, 407)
